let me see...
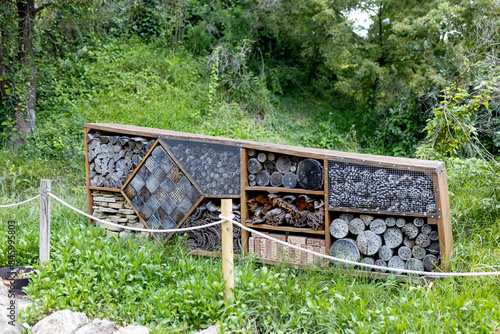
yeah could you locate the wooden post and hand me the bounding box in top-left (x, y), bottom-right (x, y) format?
top-left (40, 179), bottom-right (51, 265)
top-left (221, 199), bottom-right (234, 302)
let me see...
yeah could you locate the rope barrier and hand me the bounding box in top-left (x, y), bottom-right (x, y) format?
top-left (49, 193), bottom-right (225, 233)
top-left (0, 195), bottom-right (40, 208)
top-left (221, 216), bottom-right (500, 278)
top-left (7, 190), bottom-right (497, 278)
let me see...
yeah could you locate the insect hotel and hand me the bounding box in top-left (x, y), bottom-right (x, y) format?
top-left (84, 123), bottom-right (452, 277)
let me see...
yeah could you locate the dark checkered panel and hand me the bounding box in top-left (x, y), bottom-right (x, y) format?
top-left (123, 145), bottom-right (202, 241)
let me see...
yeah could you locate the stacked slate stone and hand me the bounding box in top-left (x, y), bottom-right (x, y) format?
top-left (247, 150), bottom-right (324, 190)
top-left (329, 214), bottom-right (440, 273)
top-left (165, 139), bottom-right (241, 196)
top-left (87, 131), bottom-right (154, 188)
top-left (328, 161), bottom-right (437, 215)
top-left (180, 200), bottom-right (242, 254)
top-left (91, 191), bottom-right (147, 238)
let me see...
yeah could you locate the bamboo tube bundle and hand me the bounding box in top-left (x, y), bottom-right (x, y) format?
top-left (167, 140), bottom-right (241, 196)
top-left (327, 161), bottom-right (438, 216)
top-left (247, 151), bottom-right (324, 190)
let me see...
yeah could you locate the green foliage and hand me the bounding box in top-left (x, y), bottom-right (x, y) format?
top-left (417, 84), bottom-right (494, 159)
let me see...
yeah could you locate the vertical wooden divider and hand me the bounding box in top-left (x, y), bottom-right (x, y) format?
top-left (240, 148), bottom-right (249, 254)
top-left (84, 126), bottom-right (94, 225)
top-left (221, 199), bottom-right (234, 302)
top-left (437, 167), bottom-right (453, 270)
top-left (40, 179), bottom-right (51, 265)
top-left (323, 159), bottom-right (330, 264)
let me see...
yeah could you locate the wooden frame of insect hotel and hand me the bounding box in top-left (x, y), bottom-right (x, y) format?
top-left (84, 123), bottom-right (452, 278)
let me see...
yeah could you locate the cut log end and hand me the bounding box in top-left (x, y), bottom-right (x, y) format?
top-left (378, 245), bottom-right (393, 261)
top-left (330, 239), bottom-right (360, 268)
top-left (282, 172), bottom-right (297, 189)
top-left (247, 158), bottom-right (263, 174)
top-left (330, 218), bottom-right (349, 239)
top-left (383, 228), bottom-right (403, 249)
top-left (356, 230), bottom-right (382, 256)
top-left (349, 218), bottom-right (365, 235)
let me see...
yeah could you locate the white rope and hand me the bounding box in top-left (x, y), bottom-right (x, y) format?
top-left (0, 195), bottom-right (40, 208)
top-left (49, 193), bottom-right (224, 233)
top-left (220, 216), bottom-right (500, 278)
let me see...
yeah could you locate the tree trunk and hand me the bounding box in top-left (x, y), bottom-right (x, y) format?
top-left (14, 0), bottom-right (36, 143)
top-left (0, 28), bottom-right (7, 97)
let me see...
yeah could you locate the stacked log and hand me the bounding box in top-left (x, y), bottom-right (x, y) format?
top-left (167, 140), bottom-right (240, 196)
top-left (181, 200), bottom-right (241, 254)
top-left (329, 214), bottom-right (440, 273)
top-left (91, 190), bottom-right (148, 238)
top-left (247, 151), bottom-right (323, 190)
top-left (246, 193), bottom-right (325, 230)
top-left (328, 161), bottom-right (437, 215)
top-left (87, 131), bottom-right (154, 188)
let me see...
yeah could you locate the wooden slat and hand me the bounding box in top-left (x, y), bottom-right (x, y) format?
top-left (121, 139), bottom-right (159, 191)
top-left (324, 159), bottom-right (331, 254)
top-left (327, 157), bottom-right (442, 173)
top-left (346, 268), bottom-right (440, 283)
top-left (89, 186), bottom-right (121, 192)
top-left (240, 148), bottom-right (250, 255)
top-left (245, 186), bottom-right (324, 195)
top-left (39, 179), bottom-right (51, 265)
top-left (324, 210), bottom-right (331, 253)
top-left (85, 123), bottom-right (444, 170)
top-left (245, 223), bottom-right (325, 235)
top-left (427, 218), bottom-right (438, 225)
top-left (221, 199), bottom-right (235, 302)
top-left (436, 167), bottom-right (453, 270)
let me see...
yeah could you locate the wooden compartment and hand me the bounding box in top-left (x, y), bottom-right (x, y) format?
top-left (84, 123), bottom-right (452, 276)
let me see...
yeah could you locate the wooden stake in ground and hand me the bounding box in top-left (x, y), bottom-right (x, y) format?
top-left (221, 199), bottom-right (234, 302)
top-left (40, 179), bottom-right (51, 265)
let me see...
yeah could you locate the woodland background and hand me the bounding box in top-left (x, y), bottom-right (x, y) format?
top-left (1, 0), bottom-right (500, 159)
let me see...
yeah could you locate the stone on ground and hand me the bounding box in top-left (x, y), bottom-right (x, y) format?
top-left (115, 325), bottom-right (151, 334)
top-left (74, 318), bottom-right (119, 334)
top-left (32, 309), bottom-right (89, 334)
top-left (195, 324), bottom-right (221, 334)
top-left (0, 281), bottom-right (22, 334)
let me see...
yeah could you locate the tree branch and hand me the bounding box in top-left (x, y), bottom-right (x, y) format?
top-left (34, 1), bottom-right (56, 15)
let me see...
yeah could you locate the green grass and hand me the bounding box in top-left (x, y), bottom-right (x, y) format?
top-left (31, 39), bottom-right (360, 159)
top-left (0, 38), bottom-right (499, 333)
